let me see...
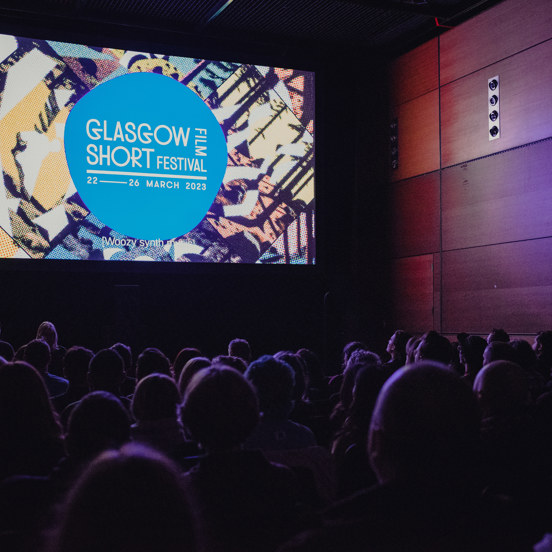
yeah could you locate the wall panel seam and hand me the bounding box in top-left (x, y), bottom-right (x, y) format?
top-left (440, 235), bottom-right (552, 255)
top-left (440, 136), bottom-right (552, 171)
top-left (439, 36), bottom-right (552, 87)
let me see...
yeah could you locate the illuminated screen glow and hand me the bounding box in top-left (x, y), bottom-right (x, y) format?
top-left (0, 34), bottom-right (315, 264)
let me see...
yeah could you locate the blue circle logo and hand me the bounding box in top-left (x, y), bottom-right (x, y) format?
top-left (65, 72), bottom-right (227, 240)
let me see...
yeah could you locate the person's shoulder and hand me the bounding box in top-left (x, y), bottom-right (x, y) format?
top-left (60, 399), bottom-right (81, 428)
top-left (286, 419), bottom-right (315, 435)
top-left (47, 372), bottom-right (69, 384)
top-left (285, 420), bottom-right (317, 444)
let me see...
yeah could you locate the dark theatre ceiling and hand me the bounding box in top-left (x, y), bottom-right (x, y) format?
top-left (0, 0), bottom-right (506, 57)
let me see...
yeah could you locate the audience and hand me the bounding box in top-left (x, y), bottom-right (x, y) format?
top-left (212, 354), bottom-right (247, 374)
top-left (1, 322), bottom-right (551, 552)
top-left (173, 347), bottom-right (202, 382)
top-left (24, 339), bottom-right (69, 398)
top-left (244, 355), bottom-right (317, 451)
top-left (281, 361), bottom-right (532, 551)
top-left (36, 321), bottom-right (66, 378)
top-left (53, 391), bottom-right (131, 493)
top-left (483, 340), bottom-right (516, 365)
top-left (330, 349), bottom-right (381, 434)
top-left (458, 334), bottom-right (487, 384)
top-left (48, 444), bottom-right (195, 552)
top-left (535, 330), bottom-right (552, 382)
top-left (131, 373), bottom-right (197, 463)
top-left (474, 360), bottom-right (550, 541)
top-left (382, 330), bottom-right (411, 376)
top-left (0, 340), bottom-right (15, 362)
top-left (177, 356), bottom-right (212, 396)
top-left (228, 337), bottom-right (252, 366)
top-left (405, 335), bottom-right (421, 365)
top-left (274, 351), bottom-right (314, 426)
top-left (297, 348), bottom-right (327, 403)
top-left (180, 365), bottom-right (305, 552)
top-left (415, 330), bottom-right (452, 365)
top-left (60, 348), bottom-right (130, 428)
top-left (487, 328), bottom-right (510, 344)
top-left (511, 339), bottom-right (544, 399)
top-left (135, 347), bottom-right (171, 382)
top-left (54, 346), bottom-right (94, 413)
top-left (328, 341), bottom-right (369, 396)
top-left (111, 342), bottom-right (135, 395)
top-left (0, 361), bottom-right (64, 481)
top-left (331, 361), bottom-right (385, 497)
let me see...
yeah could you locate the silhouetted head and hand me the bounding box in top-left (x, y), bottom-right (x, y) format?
top-left (37, 321), bottom-right (58, 350)
top-left (342, 341), bottom-right (369, 370)
top-left (24, 338), bottom-right (51, 376)
top-left (63, 346), bottom-right (94, 386)
top-left (368, 362), bottom-right (479, 490)
top-left (415, 331), bottom-right (452, 365)
top-left (458, 336), bottom-right (487, 381)
top-left (459, 335), bottom-right (487, 365)
top-left (0, 361), bottom-right (61, 443)
top-left (534, 331), bottom-right (552, 360)
top-left (111, 342), bottom-right (133, 377)
top-left (483, 341), bottom-right (515, 366)
top-left (66, 391), bottom-right (130, 461)
top-left (339, 349), bottom-right (382, 411)
top-left (274, 351), bottom-right (307, 402)
top-left (136, 347), bottom-right (171, 382)
top-left (212, 354), bottom-right (247, 374)
top-left (297, 348), bottom-right (324, 388)
top-left (405, 336), bottom-right (421, 365)
top-left (177, 356), bottom-right (211, 396)
top-left (0, 340), bottom-right (14, 362)
top-left (228, 338), bottom-right (252, 365)
top-left (473, 360), bottom-right (529, 419)
top-left (510, 339), bottom-right (537, 371)
top-left (88, 349), bottom-right (125, 393)
top-left (51, 444), bottom-right (195, 552)
top-left (180, 366), bottom-right (259, 451)
top-left (386, 330), bottom-right (412, 363)
top-left (132, 373), bottom-right (180, 422)
top-left (457, 333), bottom-right (470, 347)
top-left (487, 328), bottom-right (510, 344)
top-left (348, 363), bottom-right (386, 429)
top-left (173, 347), bottom-right (201, 381)
top-left (245, 355), bottom-right (295, 419)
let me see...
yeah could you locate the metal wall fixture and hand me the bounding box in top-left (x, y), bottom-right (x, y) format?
top-left (390, 118), bottom-right (399, 169)
top-left (488, 75), bottom-right (500, 141)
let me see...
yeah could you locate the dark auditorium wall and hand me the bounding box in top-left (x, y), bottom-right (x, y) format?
top-left (387, 0), bottom-right (552, 338)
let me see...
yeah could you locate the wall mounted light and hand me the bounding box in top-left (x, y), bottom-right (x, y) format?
top-left (488, 75), bottom-right (500, 141)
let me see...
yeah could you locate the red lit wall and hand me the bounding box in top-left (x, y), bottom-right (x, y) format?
top-left (388, 0), bottom-right (552, 336)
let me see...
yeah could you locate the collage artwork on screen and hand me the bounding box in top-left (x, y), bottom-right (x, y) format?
top-left (0, 33), bottom-right (315, 264)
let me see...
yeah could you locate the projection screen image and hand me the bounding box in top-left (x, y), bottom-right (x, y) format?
top-left (0, 34), bottom-right (315, 264)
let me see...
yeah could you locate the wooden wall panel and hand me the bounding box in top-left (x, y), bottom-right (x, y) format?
top-left (390, 171), bottom-right (440, 258)
top-left (440, 0), bottom-right (552, 85)
top-left (391, 90), bottom-right (440, 182)
top-left (390, 38), bottom-right (439, 106)
top-left (441, 238), bottom-right (552, 334)
top-left (441, 39), bottom-right (552, 167)
top-left (442, 139), bottom-right (552, 250)
top-left (391, 255), bottom-right (435, 332)
top-left (388, 0), bottom-right (552, 338)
